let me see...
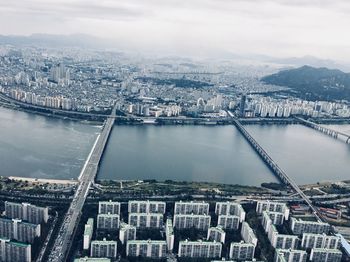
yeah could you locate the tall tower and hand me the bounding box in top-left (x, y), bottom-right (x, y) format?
top-left (240, 94), bottom-right (246, 117)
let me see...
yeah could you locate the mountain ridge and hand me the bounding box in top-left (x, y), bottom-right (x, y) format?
top-left (261, 65), bottom-right (350, 101)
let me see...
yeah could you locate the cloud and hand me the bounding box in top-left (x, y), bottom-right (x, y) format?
top-left (0, 0), bottom-right (350, 61)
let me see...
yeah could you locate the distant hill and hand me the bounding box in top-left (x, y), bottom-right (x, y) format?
top-left (261, 65), bottom-right (350, 101)
top-left (0, 34), bottom-right (110, 49)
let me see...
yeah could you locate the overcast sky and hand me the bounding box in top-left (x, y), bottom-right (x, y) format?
top-left (1, 0), bottom-right (350, 60)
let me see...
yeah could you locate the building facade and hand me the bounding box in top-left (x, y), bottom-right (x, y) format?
top-left (207, 226), bottom-right (226, 243)
top-left (217, 215), bottom-right (240, 230)
top-left (126, 240), bottom-right (167, 258)
top-left (98, 201), bottom-right (120, 215)
top-left (241, 222), bottom-right (258, 247)
top-left (128, 201), bottom-right (166, 214)
top-left (119, 223), bottom-right (136, 245)
top-left (274, 249), bottom-right (307, 262)
top-left (0, 238), bottom-right (31, 262)
top-left (178, 240), bottom-right (222, 258)
top-left (128, 213), bottom-right (163, 228)
top-left (5, 202), bottom-right (48, 224)
top-left (165, 219), bottom-right (174, 252)
top-left (301, 233), bottom-right (340, 249)
top-left (310, 248), bottom-right (342, 262)
top-left (174, 201), bottom-right (209, 215)
top-left (97, 214), bottom-right (119, 230)
top-left (290, 218), bottom-right (330, 235)
top-left (83, 218), bottom-right (94, 250)
top-left (173, 214), bottom-right (211, 230)
top-left (215, 202), bottom-right (246, 222)
top-left (0, 218), bottom-right (40, 243)
top-left (256, 201), bottom-right (289, 220)
top-left (229, 241), bottom-right (255, 260)
top-left (90, 239), bottom-right (117, 258)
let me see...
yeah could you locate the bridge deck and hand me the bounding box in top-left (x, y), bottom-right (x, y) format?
top-left (228, 111), bottom-right (322, 220)
top-left (47, 116), bottom-right (115, 262)
top-left (296, 116), bottom-right (350, 143)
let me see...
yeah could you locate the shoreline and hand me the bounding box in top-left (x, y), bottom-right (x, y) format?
top-left (1, 97), bottom-right (350, 126)
top-left (4, 175), bottom-right (349, 188)
top-left (7, 176), bottom-right (78, 185)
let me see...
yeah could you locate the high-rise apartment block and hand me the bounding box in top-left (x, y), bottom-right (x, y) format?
top-left (215, 202), bottom-right (246, 222)
top-left (290, 218), bottom-right (330, 235)
top-left (5, 202), bottom-right (48, 224)
top-left (268, 225), bottom-right (299, 249)
top-left (173, 214), bottom-right (211, 230)
top-left (90, 239), bottom-right (117, 258)
top-left (256, 201), bottom-right (289, 220)
top-left (274, 249), bottom-right (307, 262)
top-left (126, 240), bottom-right (167, 258)
top-left (128, 213), bottom-right (163, 228)
top-left (165, 219), bottom-right (174, 252)
top-left (83, 218), bottom-right (94, 250)
top-left (98, 201), bottom-right (120, 215)
top-left (241, 222), bottom-right (257, 247)
top-left (217, 215), bottom-right (240, 230)
top-left (229, 241), bottom-right (255, 260)
top-left (119, 222), bottom-right (136, 245)
top-left (128, 201), bottom-right (166, 214)
top-left (207, 226), bottom-right (226, 243)
top-left (0, 218), bottom-right (40, 243)
top-left (301, 233), bottom-right (340, 249)
top-left (178, 240), bottom-right (222, 258)
top-left (0, 238), bottom-right (31, 262)
top-left (97, 214), bottom-right (119, 230)
top-left (174, 201), bottom-right (209, 215)
top-left (310, 248), bottom-right (342, 262)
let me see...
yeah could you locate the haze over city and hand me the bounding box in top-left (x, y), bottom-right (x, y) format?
top-left (1, 0), bottom-right (350, 60)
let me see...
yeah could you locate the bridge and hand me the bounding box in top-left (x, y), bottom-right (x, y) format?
top-left (47, 107), bottom-right (116, 262)
top-left (295, 116), bottom-right (350, 144)
top-left (227, 111), bottom-right (322, 220)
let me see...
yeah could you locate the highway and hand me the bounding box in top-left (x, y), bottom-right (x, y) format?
top-left (47, 109), bottom-right (115, 262)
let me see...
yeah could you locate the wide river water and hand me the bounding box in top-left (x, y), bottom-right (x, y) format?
top-left (0, 107), bottom-right (99, 179)
top-left (1, 106), bottom-right (350, 185)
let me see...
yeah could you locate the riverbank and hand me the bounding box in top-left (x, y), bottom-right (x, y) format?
top-left (7, 176), bottom-right (78, 185)
top-left (2, 93), bottom-right (350, 125)
top-left (0, 103), bottom-right (104, 125)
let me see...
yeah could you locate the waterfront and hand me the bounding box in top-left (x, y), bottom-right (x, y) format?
top-left (0, 107), bottom-right (99, 179)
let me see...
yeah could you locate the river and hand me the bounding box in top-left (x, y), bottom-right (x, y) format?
top-left (1, 106), bottom-right (350, 185)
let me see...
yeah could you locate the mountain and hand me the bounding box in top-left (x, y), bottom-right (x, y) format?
top-left (261, 65), bottom-right (350, 101)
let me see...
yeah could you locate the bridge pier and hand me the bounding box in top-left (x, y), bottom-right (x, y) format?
top-left (296, 117), bottom-right (349, 144)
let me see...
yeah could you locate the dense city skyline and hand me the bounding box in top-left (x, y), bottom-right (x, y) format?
top-left (1, 0), bottom-right (350, 61)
